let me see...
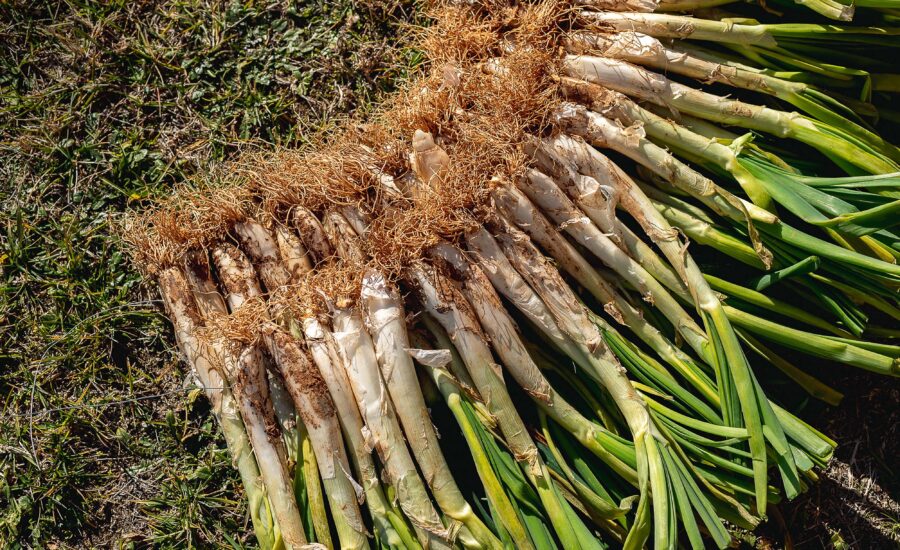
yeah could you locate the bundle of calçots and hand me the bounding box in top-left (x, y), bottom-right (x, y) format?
top-left (126, 1), bottom-right (900, 548)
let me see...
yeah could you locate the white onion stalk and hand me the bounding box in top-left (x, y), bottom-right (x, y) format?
top-left (212, 241), bottom-right (338, 546)
top-left (429, 241), bottom-right (639, 485)
top-left (214, 231), bottom-right (305, 438)
top-left (222, 230), bottom-right (385, 548)
top-left (481, 217), bottom-right (739, 548)
top-left (579, 11), bottom-right (778, 46)
top-left (208, 244), bottom-right (318, 547)
top-left (157, 267), bottom-right (280, 550)
top-left (213, 234), bottom-right (336, 546)
top-left (510, 174), bottom-right (712, 364)
top-left (546, 135), bottom-right (802, 513)
top-left (234, 220), bottom-right (292, 290)
top-left (463, 226), bottom-right (631, 431)
top-left (360, 271), bottom-right (503, 550)
top-left (233, 344), bottom-right (309, 550)
top-left (492, 189), bottom-right (708, 383)
top-left (536, 133), bottom-right (757, 304)
top-left (265, 325), bottom-right (369, 550)
top-left (560, 78), bottom-right (775, 210)
top-left (526, 135), bottom-right (686, 295)
top-left (331, 303), bottom-right (452, 549)
top-left (410, 263), bottom-right (603, 550)
top-left (211, 243), bottom-right (303, 460)
top-left (275, 225), bottom-right (314, 281)
top-left (565, 31), bottom-right (796, 96)
top-left (323, 211), bottom-right (368, 266)
top-left (464, 227), bottom-right (600, 373)
top-left (554, 103), bottom-right (775, 268)
top-left (562, 55), bottom-right (897, 173)
top-left (653, 109), bottom-right (741, 141)
top-left (404, 336), bottom-right (536, 547)
top-left (553, 102), bottom-right (776, 227)
top-left (303, 316), bottom-right (422, 550)
top-left (332, 204), bottom-right (506, 548)
top-left (186, 250), bottom-right (306, 546)
top-left (292, 206), bottom-right (335, 264)
top-left (564, 31), bottom-right (897, 158)
top-left (509, 172), bottom-right (721, 404)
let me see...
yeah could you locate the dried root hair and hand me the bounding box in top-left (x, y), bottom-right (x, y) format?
top-left (268, 258), bottom-right (369, 318)
top-left (195, 295), bottom-right (270, 350)
top-left (130, 0), bottom-right (571, 302)
top-left (123, 180), bottom-right (256, 275)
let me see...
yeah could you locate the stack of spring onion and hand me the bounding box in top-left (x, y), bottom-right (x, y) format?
top-left (128, 1), bottom-right (900, 548)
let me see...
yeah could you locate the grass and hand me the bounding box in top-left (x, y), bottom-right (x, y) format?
top-left (0, 1), bottom-right (897, 548)
top-left (0, 0), bottom-right (417, 546)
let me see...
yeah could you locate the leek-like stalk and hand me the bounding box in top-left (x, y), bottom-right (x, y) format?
top-left (332, 305), bottom-right (452, 549)
top-left (566, 32), bottom-right (898, 159)
top-left (548, 135), bottom-right (803, 513)
top-left (527, 135), bottom-right (689, 298)
top-left (407, 335), bottom-right (538, 547)
top-left (234, 220), bottom-right (293, 290)
top-left (304, 317), bottom-right (422, 550)
top-left (214, 238), bottom-right (364, 548)
top-left (563, 55), bottom-right (898, 173)
top-left (157, 267), bottom-right (281, 550)
top-left (430, 241), bottom-right (640, 483)
top-left (266, 326), bottom-right (369, 550)
top-left (361, 271), bottom-right (503, 550)
top-left (580, 11), bottom-right (779, 46)
top-left (514, 171), bottom-right (711, 359)
top-left (411, 264), bottom-right (605, 550)
top-left (480, 226), bottom-right (732, 549)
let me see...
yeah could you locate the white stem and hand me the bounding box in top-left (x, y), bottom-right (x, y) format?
top-left (323, 210), bottom-right (367, 265)
top-left (579, 11), bottom-right (778, 47)
top-left (361, 271), bottom-right (501, 549)
top-left (332, 306), bottom-right (452, 548)
top-left (516, 169), bottom-right (710, 359)
top-left (431, 242), bottom-right (639, 483)
top-left (275, 225), bottom-right (314, 282)
top-left (211, 244), bottom-right (300, 458)
top-left (292, 206), bottom-right (335, 264)
top-left (527, 134), bottom-right (688, 298)
top-left (494, 185), bottom-right (677, 357)
top-left (157, 267), bottom-right (278, 549)
top-left (303, 317), bottom-right (413, 549)
top-left (234, 220), bottom-right (292, 290)
top-left (565, 32), bottom-right (803, 97)
top-left (267, 326), bottom-right (369, 550)
top-left (410, 263), bottom-right (586, 548)
top-left (487, 214), bottom-right (654, 436)
top-left (561, 75), bottom-right (776, 210)
top-left (553, 101), bottom-right (775, 226)
top-left (234, 345), bottom-right (310, 550)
